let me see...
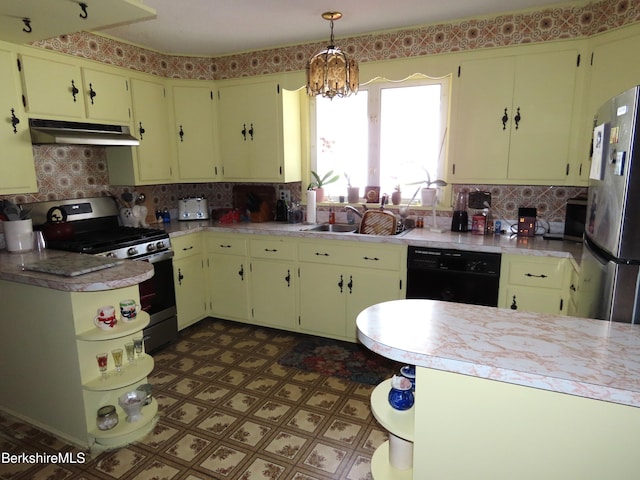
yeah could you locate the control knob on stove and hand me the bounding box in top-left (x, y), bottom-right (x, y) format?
top-left (127, 247), bottom-right (138, 257)
top-left (156, 241), bottom-right (165, 250)
top-left (146, 243), bottom-right (157, 253)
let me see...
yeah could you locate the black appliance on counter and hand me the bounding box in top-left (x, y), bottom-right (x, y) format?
top-left (26, 196), bottom-right (177, 352)
top-left (406, 246), bottom-right (501, 307)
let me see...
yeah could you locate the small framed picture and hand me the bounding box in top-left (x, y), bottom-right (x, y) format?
top-left (365, 186), bottom-right (380, 203)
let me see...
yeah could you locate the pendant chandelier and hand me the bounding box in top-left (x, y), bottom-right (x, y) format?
top-left (306, 11), bottom-right (359, 99)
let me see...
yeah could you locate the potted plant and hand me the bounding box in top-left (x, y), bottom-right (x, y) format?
top-left (345, 173), bottom-right (359, 203)
top-left (309, 170), bottom-right (340, 202)
top-left (391, 184), bottom-right (402, 205)
top-left (407, 169), bottom-right (448, 206)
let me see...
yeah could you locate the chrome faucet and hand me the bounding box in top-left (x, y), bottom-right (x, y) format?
top-left (344, 205), bottom-right (364, 218)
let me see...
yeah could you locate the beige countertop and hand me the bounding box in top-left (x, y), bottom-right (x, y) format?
top-left (0, 219), bottom-right (582, 292)
top-left (0, 249), bottom-right (154, 292)
top-left (158, 219), bottom-right (584, 263)
top-left (357, 299), bottom-right (640, 408)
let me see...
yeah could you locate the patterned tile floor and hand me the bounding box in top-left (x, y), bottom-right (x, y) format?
top-left (0, 319), bottom-right (388, 480)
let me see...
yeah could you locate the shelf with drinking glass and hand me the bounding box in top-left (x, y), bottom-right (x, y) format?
top-left (76, 312), bottom-right (150, 341)
top-left (89, 398), bottom-right (158, 441)
top-left (83, 354), bottom-right (154, 391)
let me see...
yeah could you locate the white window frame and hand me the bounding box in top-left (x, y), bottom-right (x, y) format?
top-left (309, 74), bottom-right (450, 202)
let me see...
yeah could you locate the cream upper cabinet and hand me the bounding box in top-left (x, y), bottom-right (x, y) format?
top-left (450, 47), bottom-right (581, 184)
top-left (125, 76), bottom-right (173, 184)
top-left (19, 51), bottom-right (132, 124)
top-left (217, 77), bottom-right (302, 183)
top-left (0, 46), bottom-right (36, 194)
top-left (81, 67), bottom-right (131, 124)
top-left (170, 83), bottom-right (221, 182)
top-left (19, 54), bottom-right (86, 120)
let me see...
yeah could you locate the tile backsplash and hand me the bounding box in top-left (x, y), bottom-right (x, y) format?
top-left (0, 145), bottom-right (584, 226)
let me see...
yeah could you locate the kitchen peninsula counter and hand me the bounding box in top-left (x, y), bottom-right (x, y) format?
top-left (0, 250), bottom-right (153, 292)
top-left (357, 299), bottom-right (640, 480)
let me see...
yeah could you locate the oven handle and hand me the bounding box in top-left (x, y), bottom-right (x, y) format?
top-left (136, 249), bottom-right (174, 264)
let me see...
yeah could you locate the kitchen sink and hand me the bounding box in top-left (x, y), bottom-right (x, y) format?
top-left (304, 223), bottom-right (358, 233)
top-left (303, 224), bottom-right (413, 237)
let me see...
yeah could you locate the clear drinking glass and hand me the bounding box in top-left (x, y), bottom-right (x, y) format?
top-left (96, 353), bottom-right (108, 380)
top-left (133, 337), bottom-right (144, 358)
top-left (124, 342), bottom-right (135, 364)
top-left (111, 349), bottom-right (124, 374)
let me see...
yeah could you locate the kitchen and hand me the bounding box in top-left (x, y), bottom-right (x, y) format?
top-left (1, 0), bottom-right (640, 479)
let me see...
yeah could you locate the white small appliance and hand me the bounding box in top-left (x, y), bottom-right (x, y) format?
top-left (178, 196), bottom-right (209, 221)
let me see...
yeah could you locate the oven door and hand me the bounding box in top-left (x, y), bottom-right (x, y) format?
top-left (138, 249), bottom-right (177, 352)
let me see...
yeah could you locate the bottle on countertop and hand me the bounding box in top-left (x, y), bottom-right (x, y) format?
top-left (328, 208), bottom-right (336, 224)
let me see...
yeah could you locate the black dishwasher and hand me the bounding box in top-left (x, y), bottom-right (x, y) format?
top-left (406, 246), bottom-right (501, 307)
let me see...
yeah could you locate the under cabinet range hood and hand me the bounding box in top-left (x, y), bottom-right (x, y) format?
top-left (29, 119), bottom-right (140, 146)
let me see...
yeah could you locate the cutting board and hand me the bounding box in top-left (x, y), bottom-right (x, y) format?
top-left (22, 255), bottom-right (124, 277)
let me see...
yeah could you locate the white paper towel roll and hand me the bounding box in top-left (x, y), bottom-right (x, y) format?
top-left (306, 190), bottom-right (317, 224)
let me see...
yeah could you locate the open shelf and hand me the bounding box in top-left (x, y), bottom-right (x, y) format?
top-left (89, 398), bottom-right (158, 444)
top-left (370, 379), bottom-right (415, 441)
top-left (83, 354), bottom-right (153, 391)
top-left (371, 440), bottom-right (413, 480)
top-left (77, 312), bottom-right (149, 341)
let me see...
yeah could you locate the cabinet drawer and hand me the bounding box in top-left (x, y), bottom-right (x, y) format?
top-left (172, 233), bottom-right (202, 260)
top-left (299, 242), bottom-right (401, 270)
top-left (250, 238), bottom-right (296, 260)
top-left (207, 235), bottom-right (248, 255)
top-left (505, 257), bottom-right (568, 289)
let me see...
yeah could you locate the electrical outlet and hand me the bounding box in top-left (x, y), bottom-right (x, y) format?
top-left (278, 189), bottom-right (291, 204)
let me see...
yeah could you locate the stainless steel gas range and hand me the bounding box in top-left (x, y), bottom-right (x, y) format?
top-left (26, 196), bottom-right (177, 352)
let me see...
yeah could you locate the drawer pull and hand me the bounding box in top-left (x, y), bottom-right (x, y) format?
top-left (182, 246), bottom-right (194, 251)
top-left (219, 244), bottom-right (232, 248)
top-left (363, 256), bottom-right (380, 261)
top-left (238, 265), bottom-right (244, 280)
top-left (338, 275), bottom-right (344, 292)
top-left (570, 284), bottom-right (576, 292)
top-left (347, 275), bottom-right (353, 294)
top-left (315, 252), bottom-right (330, 257)
top-left (510, 295), bottom-right (518, 310)
top-left (524, 273), bottom-right (547, 278)
top-left (264, 248), bottom-right (278, 252)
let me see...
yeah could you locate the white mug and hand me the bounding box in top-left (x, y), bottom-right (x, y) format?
top-left (119, 299), bottom-right (141, 321)
top-left (94, 305), bottom-right (117, 330)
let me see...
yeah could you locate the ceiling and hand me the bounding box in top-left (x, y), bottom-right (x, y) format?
top-left (98, 0), bottom-right (576, 57)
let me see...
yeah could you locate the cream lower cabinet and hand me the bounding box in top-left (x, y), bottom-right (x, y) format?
top-left (298, 240), bottom-right (405, 342)
top-left (206, 234), bottom-right (250, 322)
top-left (249, 237), bottom-right (297, 330)
top-left (498, 254), bottom-right (571, 315)
top-left (0, 45), bottom-right (36, 194)
top-left (172, 233), bottom-right (207, 330)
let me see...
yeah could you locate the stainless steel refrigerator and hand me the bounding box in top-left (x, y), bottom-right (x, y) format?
top-left (577, 85), bottom-right (640, 323)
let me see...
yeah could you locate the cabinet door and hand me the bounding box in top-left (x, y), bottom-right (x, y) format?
top-left (507, 50), bottom-right (578, 181)
top-left (130, 77), bottom-right (173, 183)
top-left (208, 254), bottom-right (249, 321)
top-left (346, 268), bottom-right (403, 341)
top-left (20, 54), bottom-right (85, 119)
top-left (504, 287), bottom-right (566, 315)
top-left (0, 48), bottom-right (37, 194)
top-left (217, 83), bottom-right (252, 179)
top-left (82, 67), bottom-right (131, 123)
top-left (174, 256), bottom-right (207, 330)
top-left (450, 56), bottom-right (514, 181)
top-left (172, 85), bottom-right (220, 182)
top-left (299, 263), bottom-right (347, 338)
top-left (250, 259), bottom-right (296, 329)
top-left (246, 81), bottom-right (280, 181)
